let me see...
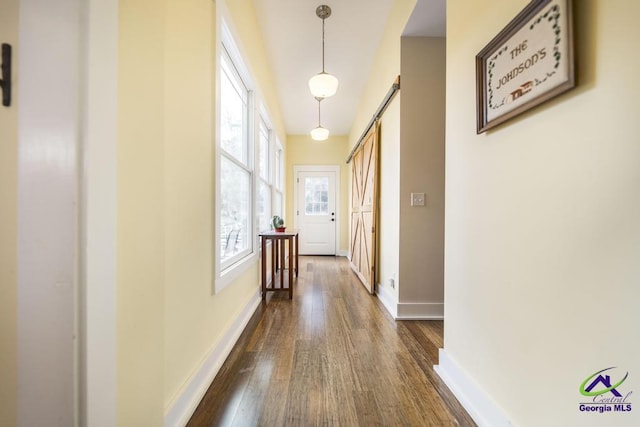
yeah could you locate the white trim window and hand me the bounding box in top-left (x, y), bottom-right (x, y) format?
top-left (273, 138), bottom-right (284, 217)
top-left (256, 115), bottom-right (285, 232)
top-left (219, 48), bottom-right (253, 268)
top-left (215, 15), bottom-right (287, 292)
top-left (257, 116), bottom-right (271, 232)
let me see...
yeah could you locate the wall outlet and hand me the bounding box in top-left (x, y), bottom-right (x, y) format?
top-left (410, 192), bottom-right (425, 206)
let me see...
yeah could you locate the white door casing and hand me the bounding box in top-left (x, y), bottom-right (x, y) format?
top-left (294, 165), bottom-right (339, 255)
top-left (12, 1), bottom-right (118, 425)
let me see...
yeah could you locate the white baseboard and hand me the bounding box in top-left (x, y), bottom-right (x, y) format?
top-left (435, 349), bottom-right (513, 427)
top-left (376, 285), bottom-right (443, 320)
top-left (376, 283), bottom-right (398, 318)
top-left (396, 302), bottom-right (443, 319)
top-left (164, 288), bottom-right (261, 427)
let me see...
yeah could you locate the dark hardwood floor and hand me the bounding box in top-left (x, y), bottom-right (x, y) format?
top-left (188, 256), bottom-right (475, 426)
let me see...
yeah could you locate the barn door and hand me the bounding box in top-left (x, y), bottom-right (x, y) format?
top-left (350, 122), bottom-right (379, 294)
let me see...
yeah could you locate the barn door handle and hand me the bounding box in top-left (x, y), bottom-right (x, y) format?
top-left (1, 44), bottom-right (11, 107)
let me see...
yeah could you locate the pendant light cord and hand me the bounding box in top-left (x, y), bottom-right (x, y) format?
top-left (322, 18), bottom-right (325, 73)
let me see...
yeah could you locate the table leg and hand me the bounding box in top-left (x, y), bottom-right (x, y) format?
top-left (288, 236), bottom-right (293, 299)
top-left (294, 233), bottom-right (299, 277)
top-left (261, 236), bottom-right (266, 300)
top-left (270, 238), bottom-right (275, 290)
top-left (280, 238), bottom-right (285, 289)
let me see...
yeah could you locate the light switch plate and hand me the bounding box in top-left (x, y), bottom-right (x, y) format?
top-left (411, 192), bottom-right (425, 206)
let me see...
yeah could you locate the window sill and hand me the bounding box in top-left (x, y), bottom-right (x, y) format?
top-left (215, 252), bottom-right (259, 294)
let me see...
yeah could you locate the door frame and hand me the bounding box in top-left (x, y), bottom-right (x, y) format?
top-left (82, 0), bottom-right (119, 425)
top-left (292, 165), bottom-right (340, 256)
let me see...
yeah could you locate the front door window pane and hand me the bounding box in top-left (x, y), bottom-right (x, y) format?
top-left (305, 177), bottom-right (329, 215)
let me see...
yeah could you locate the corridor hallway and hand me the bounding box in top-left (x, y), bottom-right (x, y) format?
top-left (188, 256), bottom-right (474, 426)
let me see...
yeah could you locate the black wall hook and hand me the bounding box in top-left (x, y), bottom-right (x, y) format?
top-left (1, 44), bottom-right (12, 107)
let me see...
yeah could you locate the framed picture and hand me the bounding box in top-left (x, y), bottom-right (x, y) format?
top-left (476, 0), bottom-right (574, 134)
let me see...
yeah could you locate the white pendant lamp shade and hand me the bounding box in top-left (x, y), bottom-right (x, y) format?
top-left (308, 72), bottom-right (339, 99)
top-left (310, 126), bottom-right (329, 141)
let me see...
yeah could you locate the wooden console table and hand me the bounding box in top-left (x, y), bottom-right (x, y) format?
top-left (259, 230), bottom-right (299, 300)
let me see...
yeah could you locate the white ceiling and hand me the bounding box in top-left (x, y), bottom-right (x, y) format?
top-left (253, 0), bottom-right (446, 136)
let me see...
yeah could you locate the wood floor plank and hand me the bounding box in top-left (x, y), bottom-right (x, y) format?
top-left (188, 256), bottom-right (475, 426)
top-left (352, 390), bottom-right (382, 426)
top-left (397, 322), bottom-right (477, 427)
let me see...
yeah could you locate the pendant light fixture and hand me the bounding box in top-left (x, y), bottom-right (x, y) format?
top-left (310, 97), bottom-right (329, 141)
top-left (308, 5), bottom-right (338, 99)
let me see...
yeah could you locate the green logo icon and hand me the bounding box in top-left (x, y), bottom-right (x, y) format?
top-left (580, 367), bottom-right (628, 397)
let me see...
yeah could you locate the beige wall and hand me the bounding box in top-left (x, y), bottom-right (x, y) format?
top-left (445, 1), bottom-right (640, 426)
top-left (399, 37), bottom-right (445, 303)
top-left (165, 0), bottom-right (286, 413)
top-left (163, 0), bottom-right (215, 411)
top-left (117, 0), bottom-right (166, 423)
top-left (0, 0), bottom-right (18, 424)
top-left (286, 134), bottom-right (349, 253)
top-left (348, 3), bottom-right (446, 314)
top-left (226, 0), bottom-right (286, 142)
top-left (347, 0), bottom-right (415, 304)
top-left (348, 0), bottom-right (416, 149)
top-left (116, 0), bottom-right (286, 422)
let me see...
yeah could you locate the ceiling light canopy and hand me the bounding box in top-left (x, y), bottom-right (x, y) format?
top-left (308, 5), bottom-right (338, 99)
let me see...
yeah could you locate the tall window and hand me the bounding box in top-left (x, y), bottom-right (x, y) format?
top-left (216, 21), bottom-right (286, 286)
top-left (257, 117), bottom-right (271, 232)
top-left (220, 50), bottom-right (252, 266)
top-left (273, 139), bottom-right (284, 217)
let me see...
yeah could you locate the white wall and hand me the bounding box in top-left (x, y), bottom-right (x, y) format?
top-left (17, 0), bottom-right (81, 424)
top-left (442, 1), bottom-right (640, 426)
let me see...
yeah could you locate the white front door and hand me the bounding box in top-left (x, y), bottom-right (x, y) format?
top-left (295, 167), bottom-right (338, 255)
